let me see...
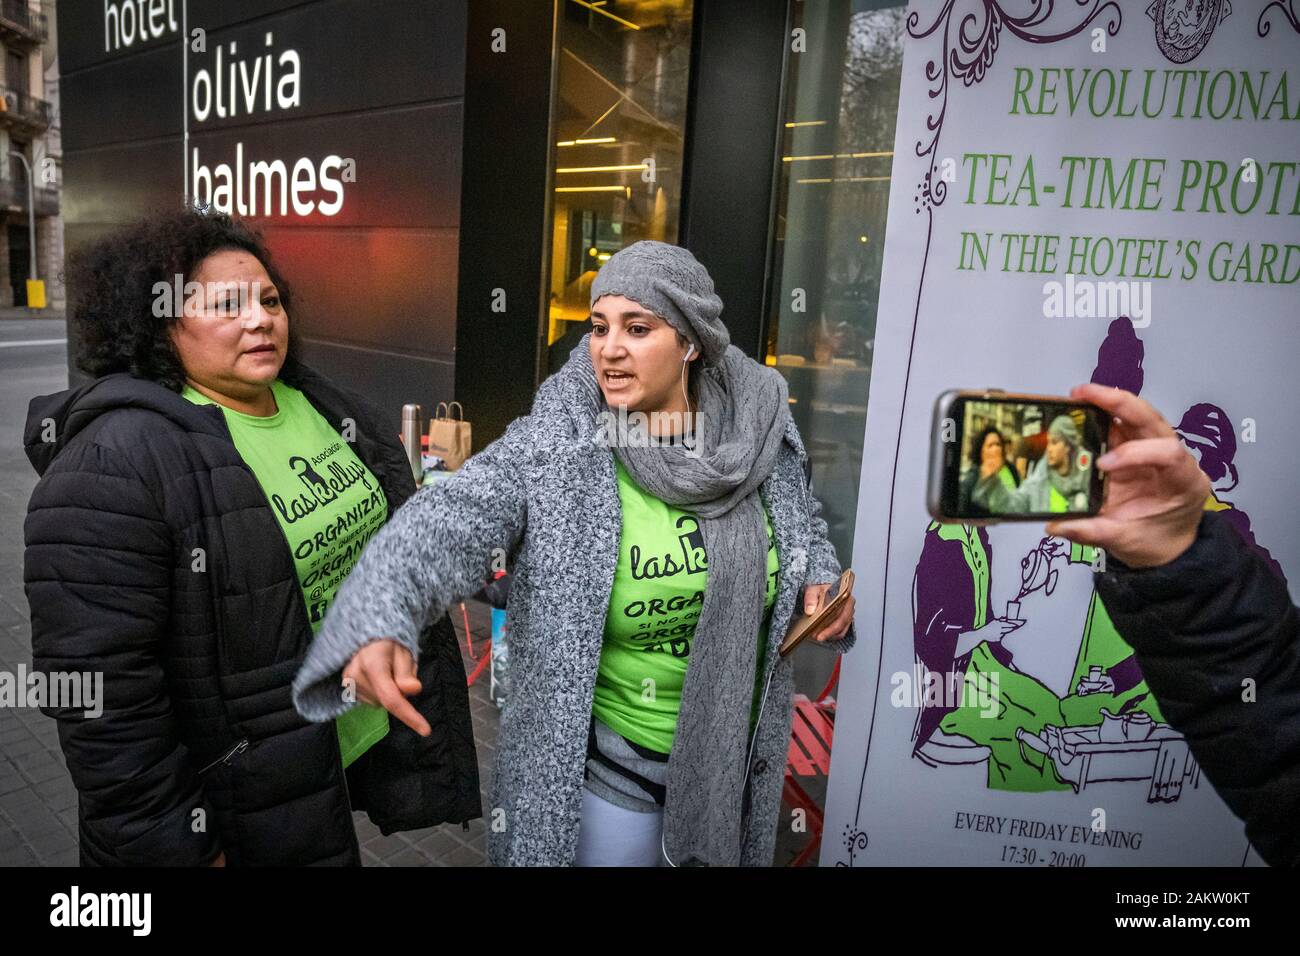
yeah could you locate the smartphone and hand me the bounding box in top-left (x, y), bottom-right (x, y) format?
top-left (779, 568), bottom-right (854, 657)
top-left (926, 389), bottom-right (1111, 522)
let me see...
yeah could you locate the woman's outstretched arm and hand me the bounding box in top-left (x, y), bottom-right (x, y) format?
top-left (293, 416), bottom-right (533, 724)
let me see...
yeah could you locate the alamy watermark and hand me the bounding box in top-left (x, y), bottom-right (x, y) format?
top-left (152, 275), bottom-right (266, 319)
top-left (50, 885), bottom-right (151, 936)
top-left (1, 665), bottom-right (103, 718)
top-left (1042, 273), bottom-right (1151, 327)
top-left (890, 664), bottom-right (1001, 719)
top-left (595, 406), bottom-right (704, 459)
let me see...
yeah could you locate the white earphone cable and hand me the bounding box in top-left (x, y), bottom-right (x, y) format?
top-left (680, 344), bottom-right (694, 446)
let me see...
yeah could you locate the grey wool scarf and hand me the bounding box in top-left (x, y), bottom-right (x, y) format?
top-left (568, 333), bottom-right (790, 866)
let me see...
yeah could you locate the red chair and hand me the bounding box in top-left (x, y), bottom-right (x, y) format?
top-left (783, 658), bottom-right (839, 867)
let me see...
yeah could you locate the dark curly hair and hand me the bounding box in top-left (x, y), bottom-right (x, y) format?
top-left (68, 208), bottom-right (296, 391)
top-left (967, 425), bottom-right (1006, 468)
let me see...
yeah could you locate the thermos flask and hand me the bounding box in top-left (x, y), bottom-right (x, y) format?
top-left (400, 403), bottom-right (423, 482)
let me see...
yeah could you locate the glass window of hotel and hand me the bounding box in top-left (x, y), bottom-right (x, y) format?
top-left (543, 0), bottom-right (694, 375)
top-left (766, 0), bottom-right (904, 562)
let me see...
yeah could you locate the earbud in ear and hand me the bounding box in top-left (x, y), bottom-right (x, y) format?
top-left (684, 344), bottom-right (695, 362)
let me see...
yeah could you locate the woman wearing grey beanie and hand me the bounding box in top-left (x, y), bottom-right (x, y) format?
top-left (293, 240), bottom-right (855, 867)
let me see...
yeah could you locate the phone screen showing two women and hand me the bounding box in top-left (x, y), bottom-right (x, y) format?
top-left (938, 397), bottom-right (1109, 520)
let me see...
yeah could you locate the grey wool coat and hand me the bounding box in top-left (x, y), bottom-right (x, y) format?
top-left (293, 341), bottom-right (856, 866)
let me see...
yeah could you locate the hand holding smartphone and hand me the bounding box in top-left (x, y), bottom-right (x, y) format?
top-left (927, 389), bottom-right (1112, 523)
top-left (780, 569), bottom-right (854, 657)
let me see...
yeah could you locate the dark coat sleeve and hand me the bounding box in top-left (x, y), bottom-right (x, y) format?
top-left (1094, 510), bottom-right (1300, 867)
top-left (24, 437), bottom-right (221, 866)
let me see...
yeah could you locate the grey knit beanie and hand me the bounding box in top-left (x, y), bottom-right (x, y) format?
top-left (1048, 414), bottom-right (1081, 449)
top-left (589, 240), bottom-right (729, 364)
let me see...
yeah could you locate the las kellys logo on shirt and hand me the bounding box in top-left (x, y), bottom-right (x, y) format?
top-left (624, 513), bottom-right (778, 657)
top-left (629, 513), bottom-right (776, 587)
top-left (629, 514), bottom-right (708, 581)
top-left (675, 515), bottom-right (707, 574)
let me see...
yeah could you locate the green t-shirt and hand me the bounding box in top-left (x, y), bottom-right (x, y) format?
top-left (592, 458), bottom-right (780, 755)
top-left (183, 379), bottom-right (391, 768)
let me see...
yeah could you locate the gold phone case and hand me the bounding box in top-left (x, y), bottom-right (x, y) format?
top-left (779, 568), bottom-right (854, 657)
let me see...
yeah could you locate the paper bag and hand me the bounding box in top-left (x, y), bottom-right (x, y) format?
top-left (427, 401), bottom-right (472, 470)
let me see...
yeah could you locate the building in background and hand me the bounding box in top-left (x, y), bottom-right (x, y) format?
top-left (0, 0), bottom-right (61, 309)
top-left (60, 0), bottom-right (465, 411)
top-left (540, 1), bottom-right (694, 375)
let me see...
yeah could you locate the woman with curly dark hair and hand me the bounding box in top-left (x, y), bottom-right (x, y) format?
top-left (22, 208), bottom-right (480, 866)
top-left (958, 425), bottom-right (1019, 518)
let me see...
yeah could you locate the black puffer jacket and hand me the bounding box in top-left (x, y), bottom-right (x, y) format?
top-left (1096, 510), bottom-right (1299, 867)
top-left (23, 361), bottom-right (481, 866)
